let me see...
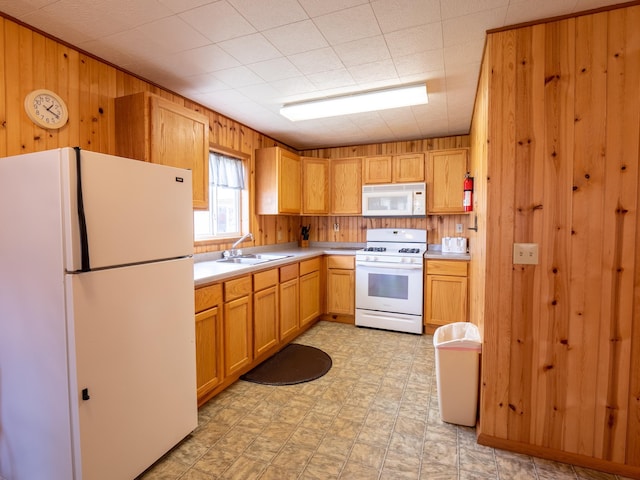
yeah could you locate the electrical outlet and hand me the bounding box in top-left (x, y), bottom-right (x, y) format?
top-left (513, 243), bottom-right (539, 265)
top-left (455, 223), bottom-right (463, 233)
top-left (334, 223), bottom-right (340, 232)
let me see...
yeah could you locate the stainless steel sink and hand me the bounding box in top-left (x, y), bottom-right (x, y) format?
top-left (216, 253), bottom-right (292, 265)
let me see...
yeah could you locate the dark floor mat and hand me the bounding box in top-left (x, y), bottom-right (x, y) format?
top-left (241, 343), bottom-right (332, 386)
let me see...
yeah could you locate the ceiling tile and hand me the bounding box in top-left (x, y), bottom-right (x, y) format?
top-left (297, 0), bottom-right (369, 18)
top-left (136, 16), bottom-right (211, 54)
top-left (504, 0), bottom-right (578, 25)
top-left (270, 76), bottom-right (317, 97)
top-left (288, 47), bottom-right (344, 75)
top-left (213, 66), bottom-right (265, 87)
top-left (348, 58), bottom-right (398, 83)
top-left (443, 40), bottom-right (485, 69)
top-left (313, 4), bottom-right (381, 44)
top-left (394, 51), bottom-right (444, 76)
top-left (228, 0), bottom-right (309, 30)
top-left (442, 7), bottom-right (508, 46)
top-left (385, 23), bottom-right (443, 57)
top-left (371, 0), bottom-right (441, 33)
top-left (306, 68), bottom-right (356, 90)
top-left (440, 0), bottom-right (509, 20)
top-left (179, 1), bottom-right (256, 43)
top-left (158, 0), bottom-right (217, 13)
top-left (178, 44), bottom-right (241, 73)
top-left (218, 33), bottom-right (281, 64)
top-left (333, 35), bottom-right (390, 67)
top-left (248, 57), bottom-right (302, 82)
top-left (262, 20), bottom-right (328, 56)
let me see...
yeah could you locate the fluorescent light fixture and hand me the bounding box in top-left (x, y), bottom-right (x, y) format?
top-left (280, 84), bottom-right (428, 121)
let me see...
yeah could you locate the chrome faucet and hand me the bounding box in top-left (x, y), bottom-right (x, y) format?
top-left (227, 232), bottom-right (253, 257)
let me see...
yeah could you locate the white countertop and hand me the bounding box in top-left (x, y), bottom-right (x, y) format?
top-left (194, 243), bottom-right (363, 286)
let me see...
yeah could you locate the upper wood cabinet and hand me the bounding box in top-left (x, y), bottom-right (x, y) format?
top-left (114, 92), bottom-right (210, 209)
top-left (330, 157), bottom-right (362, 215)
top-left (363, 153), bottom-right (425, 184)
top-left (301, 157), bottom-right (329, 215)
top-left (255, 147), bottom-right (301, 215)
top-left (427, 148), bottom-right (469, 214)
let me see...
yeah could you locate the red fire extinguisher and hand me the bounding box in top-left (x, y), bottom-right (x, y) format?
top-left (463, 172), bottom-right (474, 212)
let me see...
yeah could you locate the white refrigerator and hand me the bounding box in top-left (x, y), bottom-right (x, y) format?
top-left (0, 147), bottom-right (198, 480)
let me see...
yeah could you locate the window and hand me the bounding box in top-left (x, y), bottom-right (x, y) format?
top-left (194, 151), bottom-right (246, 240)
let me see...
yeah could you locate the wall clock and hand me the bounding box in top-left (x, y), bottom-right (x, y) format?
top-left (24, 89), bottom-right (69, 129)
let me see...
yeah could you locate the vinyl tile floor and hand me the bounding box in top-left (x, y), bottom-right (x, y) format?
top-left (141, 321), bottom-right (631, 480)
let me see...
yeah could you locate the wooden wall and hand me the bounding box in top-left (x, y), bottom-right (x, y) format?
top-left (1, 15), bottom-right (469, 254)
top-left (301, 136), bottom-right (471, 245)
top-left (473, 4), bottom-right (640, 476)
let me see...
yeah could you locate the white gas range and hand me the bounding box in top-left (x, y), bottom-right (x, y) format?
top-left (355, 229), bottom-right (426, 334)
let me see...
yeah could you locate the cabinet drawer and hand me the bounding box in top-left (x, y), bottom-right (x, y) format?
top-left (254, 268), bottom-right (279, 291)
top-left (280, 263), bottom-right (299, 282)
top-left (224, 276), bottom-right (252, 302)
top-left (327, 255), bottom-right (354, 269)
top-left (195, 284), bottom-right (222, 313)
top-left (300, 257), bottom-right (321, 276)
top-left (426, 260), bottom-right (468, 276)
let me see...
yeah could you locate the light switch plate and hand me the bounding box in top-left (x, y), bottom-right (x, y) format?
top-left (455, 223), bottom-right (463, 233)
top-left (513, 243), bottom-right (539, 265)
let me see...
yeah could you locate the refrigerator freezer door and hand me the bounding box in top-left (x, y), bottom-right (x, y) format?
top-left (65, 258), bottom-right (197, 479)
top-left (61, 148), bottom-right (193, 272)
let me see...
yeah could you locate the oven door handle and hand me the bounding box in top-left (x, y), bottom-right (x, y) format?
top-left (355, 261), bottom-right (423, 270)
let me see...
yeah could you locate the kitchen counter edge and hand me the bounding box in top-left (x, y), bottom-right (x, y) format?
top-left (194, 247), bottom-right (359, 287)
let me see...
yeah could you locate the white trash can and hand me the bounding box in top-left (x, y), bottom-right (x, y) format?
top-left (433, 322), bottom-right (482, 427)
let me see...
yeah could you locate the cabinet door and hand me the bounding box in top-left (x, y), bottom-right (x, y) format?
top-left (363, 156), bottom-right (392, 184)
top-left (331, 158), bottom-right (362, 214)
top-left (425, 274), bottom-right (468, 327)
top-left (427, 148), bottom-right (468, 214)
top-left (393, 153), bottom-right (425, 183)
top-left (223, 295), bottom-right (252, 377)
top-left (326, 269), bottom-right (355, 315)
top-left (279, 149), bottom-right (302, 213)
top-left (279, 278), bottom-right (299, 341)
top-left (301, 157), bottom-right (329, 214)
top-left (300, 270), bottom-right (321, 326)
top-left (195, 306), bottom-right (223, 400)
top-left (149, 96), bottom-right (209, 209)
top-left (253, 286), bottom-right (279, 358)
top-left (256, 147), bottom-right (301, 214)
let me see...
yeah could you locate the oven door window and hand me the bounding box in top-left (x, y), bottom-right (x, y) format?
top-left (368, 273), bottom-right (408, 300)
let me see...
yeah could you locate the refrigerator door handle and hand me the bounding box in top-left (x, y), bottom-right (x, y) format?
top-left (74, 147), bottom-right (91, 271)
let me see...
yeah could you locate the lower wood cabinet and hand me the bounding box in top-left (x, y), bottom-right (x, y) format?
top-left (424, 260), bottom-right (468, 334)
top-left (194, 284), bottom-right (223, 402)
top-left (223, 276), bottom-right (253, 378)
top-left (299, 258), bottom-right (321, 327)
top-left (194, 255), bottom-right (326, 404)
top-left (253, 268), bottom-right (279, 360)
top-left (326, 255), bottom-right (355, 316)
top-left (279, 263), bottom-right (300, 343)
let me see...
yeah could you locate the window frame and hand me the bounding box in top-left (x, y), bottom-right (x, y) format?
top-left (194, 146), bottom-right (250, 246)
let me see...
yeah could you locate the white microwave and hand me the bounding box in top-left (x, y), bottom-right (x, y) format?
top-left (362, 183), bottom-right (426, 217)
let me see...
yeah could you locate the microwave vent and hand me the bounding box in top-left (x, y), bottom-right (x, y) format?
top-left (362, 182), bottom-right (425, 193)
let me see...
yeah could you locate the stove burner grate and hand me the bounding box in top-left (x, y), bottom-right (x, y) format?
top-left (398, 248), bottom-right (421, 254)
top-left (364, 247), bottom-right (387, 252)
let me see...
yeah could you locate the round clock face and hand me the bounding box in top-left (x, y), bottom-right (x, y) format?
top-left (24, 89), bottom-right (69, 129)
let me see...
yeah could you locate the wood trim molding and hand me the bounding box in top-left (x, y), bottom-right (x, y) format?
top-left (477, 433), bottom-right (640, 478)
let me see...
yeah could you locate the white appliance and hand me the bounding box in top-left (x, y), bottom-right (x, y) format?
top-left (362, 182), bottom-right (426, 217)
top-left (442, 237), bottom-right (468, 253)
top-left (355, 229), bottom-right (427, 334)
top-left (0, 147), bottom-right (198, 480)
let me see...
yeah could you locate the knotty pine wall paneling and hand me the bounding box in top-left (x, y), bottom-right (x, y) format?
top-left (474, 4), bottom-right (640, 477)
